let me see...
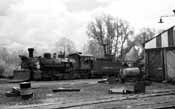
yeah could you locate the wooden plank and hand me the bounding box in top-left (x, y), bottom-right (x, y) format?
top-left (52, 88), bottom-right (80, 92)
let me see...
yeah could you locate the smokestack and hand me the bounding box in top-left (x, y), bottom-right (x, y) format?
top-left (28, 48), bottom-right (34, 58)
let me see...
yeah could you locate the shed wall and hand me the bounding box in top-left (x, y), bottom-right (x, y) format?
top-left (145, 49), bottom-right (164, 81)
top-left (161, 32), bottom-right (168, 47)
top-left (166, 49), bottom-right (175, 80)
top-left (145, 26), bottom-right (175, 81)
top-left (145, 48), bottom-right (175, 81)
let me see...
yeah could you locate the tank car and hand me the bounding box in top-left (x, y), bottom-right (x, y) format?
top-left (119, 61), bottom-right (144, 82)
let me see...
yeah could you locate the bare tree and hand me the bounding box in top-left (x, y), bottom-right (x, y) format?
top-left (83, 39), bottom-right (104, 58)
top-left (135, 28), bottom-right (156, 47)
top-left (87, 14), bottom-right (133, 58)
top-left (55, 37), bottom-right (76, 55)
top-left (116, 19), bottom-right (134, 58)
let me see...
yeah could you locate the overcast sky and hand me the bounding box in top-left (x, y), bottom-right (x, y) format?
top-left (0, 0), bottom-right (175, 51)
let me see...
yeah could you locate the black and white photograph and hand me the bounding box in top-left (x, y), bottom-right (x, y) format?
top-left (0, 0), bottom-right (175, 108)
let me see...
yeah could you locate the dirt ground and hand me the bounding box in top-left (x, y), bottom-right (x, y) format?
top-left (0, 79), bottom-right (175, 109)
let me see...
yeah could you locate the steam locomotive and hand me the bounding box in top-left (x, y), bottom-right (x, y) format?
top-left (13, 48), bottom-right (141, 81)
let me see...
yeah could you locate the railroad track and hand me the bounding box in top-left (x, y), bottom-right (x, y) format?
top-left (55, 91), bottom-right (175, 109)
top-left (6, 90), bottom-right (175, 109)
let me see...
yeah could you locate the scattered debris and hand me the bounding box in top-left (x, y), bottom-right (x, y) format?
top-left (5, 82), bottom-right (33, 100)
top-left (5, 87), bottom-right (20, 97)
top-left (12, 87), bottom-right (20, 96)
top-left (5, 91), bottom-right (19, 97)
top-left (97, 79), bottom-right (107, 83)
top-left (98, 77), bottom-right (119, 84)
top-left (8, 79), bottom-right (26, 83)
top-left (109, 80), bottom-right (147, 94)
top-left (108, 87), bottom-right (133, 94)
top-left (52, 87), bottom-right (80, 92)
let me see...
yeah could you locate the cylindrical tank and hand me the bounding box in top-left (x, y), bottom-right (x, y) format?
top-left (28, 48), bottom-right (34, 58)
top-left (121, 67), bottom-right (140, 77)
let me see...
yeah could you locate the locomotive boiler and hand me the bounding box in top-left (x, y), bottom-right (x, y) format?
top-left (13, 48), bottom-right (72, 81)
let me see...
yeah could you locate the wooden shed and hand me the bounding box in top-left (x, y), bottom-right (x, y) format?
top-left (145, 26), bottom-right (175, 82)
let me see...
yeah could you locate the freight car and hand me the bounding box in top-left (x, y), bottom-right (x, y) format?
top-left (13, 48), bottom-right (141, 81)
top-left (91, 58), bottom-right (122, 78)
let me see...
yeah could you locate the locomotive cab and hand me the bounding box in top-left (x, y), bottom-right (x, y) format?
top-left (68, 53), bottom-right (94, 70)
top-left (68, 53), bottom-right (94, 78)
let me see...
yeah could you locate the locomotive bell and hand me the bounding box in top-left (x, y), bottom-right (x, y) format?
top-left (28, 48), bottom-right (34, 58)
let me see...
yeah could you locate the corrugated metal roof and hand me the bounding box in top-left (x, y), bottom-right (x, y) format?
top-left (145, 26), bottom-right (175, 49)
top-left (145, 25), bottom-right (175, 44)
